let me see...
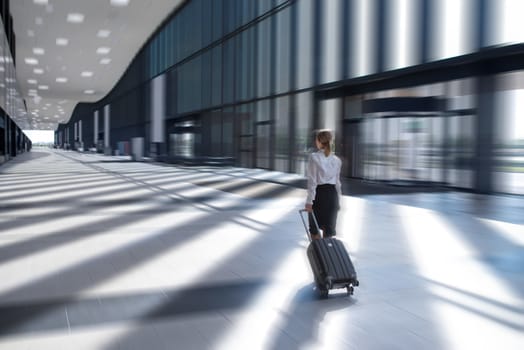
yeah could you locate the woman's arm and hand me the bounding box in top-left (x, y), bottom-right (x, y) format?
top-left (305, 154), bottom-right (317, 206)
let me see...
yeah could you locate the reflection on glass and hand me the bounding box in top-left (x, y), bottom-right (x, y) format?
top-left (494, 72), bottom-right (524, 195)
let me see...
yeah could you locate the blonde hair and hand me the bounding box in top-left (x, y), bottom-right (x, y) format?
top-left (316, 129), bottom-right (333, 157)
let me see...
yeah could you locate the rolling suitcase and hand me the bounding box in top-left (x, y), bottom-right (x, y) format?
top-left (299, 209), bottom-right (359, 297)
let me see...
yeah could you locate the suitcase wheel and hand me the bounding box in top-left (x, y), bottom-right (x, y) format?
top-left (319, 288), bottom-right (329, 298)
top-left (353, 279), bottom-right (360, 287)
top-left (346, 285), bottom-right (354, 295)
top-left (325, 277), bottom-right (334, 290)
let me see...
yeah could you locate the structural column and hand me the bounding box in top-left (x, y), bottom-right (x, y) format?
top-left (475, 75), bottom-right (495, 193)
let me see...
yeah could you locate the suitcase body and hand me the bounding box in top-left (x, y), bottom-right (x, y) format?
top-left (300, 210), bottom-right (359, 297)
top-left (307, 237), bottom-right (359, 296)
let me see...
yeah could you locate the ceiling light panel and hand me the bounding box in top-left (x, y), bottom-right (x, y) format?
top-left (81, 71), bottom-right (93, 77)
top-left (110, 0), bottom-right (130, 7)
top-left (67, 13), bottom-right (84, 23)
top-left (25, 57), bottom-right (39, 65)
top-left (96, 47), bottom-right (111, 55)
top-left (56, 77), bottom-right (68, 83)
top-left (56, 38), bottom-right (69, 46)
top-left (33, 68), bottom-right (44, 74)
top-left (33, 0), bottom-right (48, 4)
top-left (97, 30), bottom-right (111, 38)
top-left (33, 48), bottom-right (45, 55)
top-left (100, 58), bottom-right (112, 64)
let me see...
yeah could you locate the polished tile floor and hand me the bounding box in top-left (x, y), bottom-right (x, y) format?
top-left (0, 149), bottom-right (522, 350)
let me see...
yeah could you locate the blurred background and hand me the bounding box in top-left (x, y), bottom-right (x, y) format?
top-left (0, 0), bottom-right (522, 195)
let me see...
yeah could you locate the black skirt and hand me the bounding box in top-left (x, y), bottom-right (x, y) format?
top-left (309, 184), bottom-right (339, 237)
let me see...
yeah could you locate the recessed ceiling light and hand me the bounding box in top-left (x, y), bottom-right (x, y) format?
top-left (38, 85), bottom-right (49, 90)
top-left (56, 38), bottom-right (69, 46)
top-left (33, 47), bottom-right (45, 55)
top-left (56, 77), bottom-right (68, 83)
top-left (35, 17), bottom-right (43, 25)
top-left (110, 0), bottom-right (130, 7)
top-left (96, 47), bottom-right (111, 55)
top-left (100, 58), bottom-right (112, 64)
top-left (81, 71), bottom-right (93, 77)
top-left (97, 29), bottom-right (111, 38)
top-left (84, 89), bottom-right (95, 94)
top-left (33, 68), bottom-right (44, 74)
top-left (67, 13), bottom-right (84, 23)
top-left (27, 30), bottom-right (35, 37)
top-left (33, 0), bottom-right (48, 4)
top-left (28, 79), bottom-right (38, 84)
top-left (25, 57), bottom-right (39, 65)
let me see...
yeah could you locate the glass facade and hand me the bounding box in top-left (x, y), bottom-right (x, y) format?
top-left (60, 0), bottom-right (524, 195)
top-left (0, 14), bottom-right (31, 160)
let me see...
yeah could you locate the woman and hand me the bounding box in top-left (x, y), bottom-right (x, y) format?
top-left (305, 129), bottom-right (342, 239)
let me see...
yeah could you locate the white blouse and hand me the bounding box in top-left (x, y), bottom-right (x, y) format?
top-left (305, 150), bottom-right (342, 204)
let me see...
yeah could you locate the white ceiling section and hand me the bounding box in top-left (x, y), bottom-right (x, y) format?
top-left (11, 0), bottom-right (185, 130)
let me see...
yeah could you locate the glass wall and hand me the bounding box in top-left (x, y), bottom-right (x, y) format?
top-left (274, 96), bottom-right (290, 172)
top-left (294, 92), bottom-right (313, 174)
top-left (62, 0), bottom-right (524, 195)
top-left (296, 0), bottom-right (313, 89)
top-left (493, 71), bottom-right (524, 195)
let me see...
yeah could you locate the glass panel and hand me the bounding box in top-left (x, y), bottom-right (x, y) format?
top-left (177, 56), bottom-right (202, 113)
top-left (258, 0), bottom-right (273, 16)
top-left (256, 99), bottom-right (271, 122)
top-left (169, 120), bottom-right (199, 157)
top-left (212, 0), bottom-right (223, 41)
top-left (212, 45), bottom-right (223, 106)
top-left (295, 92), bottom-right (313, 175)
top-left (446, 115), bottom-right (475, 188)
top-left (224, 0), bottom-right (238, 35)
top-left (211, 112), bottom-right (222, 156)
top-left (256, 123), bottom-right (271, 169)
top-left (202, 0), bottom-right (213, 46)
top-left (202, 51), bottom-right (212, 108)
top-left (275, 96), bottom-right (290, 172)
top-left (360, 118), bottom-right (380, 180)
top-left (487, 0), bottom-right (524, 46)
top-left (428, 116), bottom-right (445, 183)
top-left (241, 0), bottom-right (256, 25)
top-left (275, 7), bottom-right (291, 93)
top-left (385, 0), bottom-right (418, 70)
top-left (223, 108), bottom-right (235, 157)
top-left (319, 99), bottom-right (340, 134)
top-left (383, 117), bottom-right (399, 181)
top-left (493, 71), bottom-right (524, 194)
top-left (431, 0), bottom-right (475, 60)
top-left (239, 103), bottom-right (254, 168)
top-left (239, 27), bottom-right (255, 101)
top-left (350, 0), bottom-right (377, 77)
top-left (297, 0), bottom-right (313, 89)
top-left (321, 0), bottom-right (342, 83)
top-left (223, 38), bottom-right (235, 104)
top-left (257, 17), bottom-right (272, 98)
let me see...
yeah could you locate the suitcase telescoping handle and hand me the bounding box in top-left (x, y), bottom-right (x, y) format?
top-left (299, 209), bottom-right (320, 242)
